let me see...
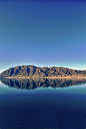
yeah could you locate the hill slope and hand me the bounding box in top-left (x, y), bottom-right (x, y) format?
top-left (0, 65), bottom-right (86, 78)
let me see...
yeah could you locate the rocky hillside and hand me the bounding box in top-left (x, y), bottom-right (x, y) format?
top-left (0, 65), bottom-right (86, 78)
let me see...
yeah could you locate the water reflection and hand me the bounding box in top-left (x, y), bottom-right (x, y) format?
top-left (1, 78), bottom-right (86, 129)
top-left (1, 77), bottom-right (86, 90)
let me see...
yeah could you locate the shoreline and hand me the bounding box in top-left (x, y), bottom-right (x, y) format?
top-left (5, 76), bottom-right (86, 79)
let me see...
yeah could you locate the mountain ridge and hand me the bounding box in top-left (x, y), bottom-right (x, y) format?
top-left (0, 65), bottom-right (86, 78)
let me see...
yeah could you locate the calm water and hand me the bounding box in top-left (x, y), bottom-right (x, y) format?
top-left (1, 78), bottom-right (86, 129)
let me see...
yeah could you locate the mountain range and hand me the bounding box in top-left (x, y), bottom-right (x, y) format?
top-left (0, 65), bottom-right (86, 78)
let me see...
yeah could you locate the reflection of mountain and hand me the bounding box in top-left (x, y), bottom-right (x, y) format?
top-left (1, 78), bottom-right (86, 90)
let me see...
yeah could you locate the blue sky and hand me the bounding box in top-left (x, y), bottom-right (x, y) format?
top-left (0, 0), bottom-right (86, 73)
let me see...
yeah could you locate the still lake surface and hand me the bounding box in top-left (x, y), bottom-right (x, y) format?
top-left (1, 78), bottom-right (86, 129)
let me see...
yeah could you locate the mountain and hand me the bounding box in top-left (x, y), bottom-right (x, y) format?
top-left (0, 65), bottom-right (86, 78)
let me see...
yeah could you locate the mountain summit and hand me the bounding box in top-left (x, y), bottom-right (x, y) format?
top-left (0, 65), bottom-right (86, 78)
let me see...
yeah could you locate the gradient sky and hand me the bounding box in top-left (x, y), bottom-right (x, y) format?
top-left (0, 0), bottom-right (86, 73)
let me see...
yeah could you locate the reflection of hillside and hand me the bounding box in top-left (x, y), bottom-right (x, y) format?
top-left (1, 78), bottom-right (86, 90)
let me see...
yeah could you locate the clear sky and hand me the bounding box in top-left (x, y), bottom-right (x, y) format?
top-left (0, 0), bottom-right (86, 73)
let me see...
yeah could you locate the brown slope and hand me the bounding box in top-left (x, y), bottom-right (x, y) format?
top-left (0, 65), bottom-right (86, 78)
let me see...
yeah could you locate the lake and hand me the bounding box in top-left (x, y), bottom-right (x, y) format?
top-left (0, 78), bottom-right (86, 129)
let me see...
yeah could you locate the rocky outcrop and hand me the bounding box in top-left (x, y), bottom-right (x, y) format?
top-left (0, 65), bottom-right (86, 78)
